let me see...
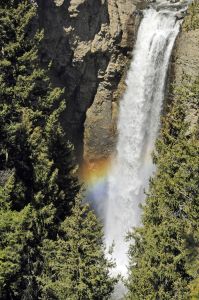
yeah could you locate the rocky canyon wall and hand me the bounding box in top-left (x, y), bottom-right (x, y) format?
top-left (171, 2), bottom-right (199, 83)
top-left (169, 1), bottom-right (199, 131)
top-left (36, 0), bottom-right (198, 165)
top-left (36, 0), bottom-right (144, 162)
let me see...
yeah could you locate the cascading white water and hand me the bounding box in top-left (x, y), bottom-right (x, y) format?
top-left (104, 6), bottom-right (183, 285)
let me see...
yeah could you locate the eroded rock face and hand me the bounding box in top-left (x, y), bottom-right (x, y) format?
top-left (169, 6), bottom-right (199, 133)
top-left (37, 0), bottom-right (144, 161)
top-left (84, 0), bottom-right (143, 162)
top-left (172, 29), bottom-right (199, 84)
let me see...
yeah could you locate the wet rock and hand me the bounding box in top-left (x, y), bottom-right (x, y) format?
top-left (175, 10), bottom-right (187, 20)
top-left (170, 0), bottom-right (179, 4)
top-left (133, 9), bottom-right (143, 17)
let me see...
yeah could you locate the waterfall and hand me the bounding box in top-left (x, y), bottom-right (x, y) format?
top-left (104, 7), bottom-right (182, 284)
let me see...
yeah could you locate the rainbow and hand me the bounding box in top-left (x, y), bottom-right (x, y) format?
top-left (79, 157), bottom-right (114, 216)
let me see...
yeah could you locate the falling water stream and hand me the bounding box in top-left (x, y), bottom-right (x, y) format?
top-left (84, 1), bottom-right (190, 299)
top-left (103, 1), bottom-right (189, 298)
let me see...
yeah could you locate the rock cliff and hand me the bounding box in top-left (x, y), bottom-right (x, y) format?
top-left (37, 0), bottom-right (199, 165)
top-left (36, 0), bottom-right (144, 162)
top-left (169, 1), bottom-right (199, 131)
top-left (171, 3), bottom-right (199, 84)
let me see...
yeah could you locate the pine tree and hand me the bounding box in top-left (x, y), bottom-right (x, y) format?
top-left (0, 176), bottom-right (51, 299)
top-left (0, 2), bottom-right (116, 299)
top-left (0, 0), bottom-right (79, 214)
top-left (40, 200), bottom-right (117, 300)
top-left (126, 78), bottom-right (199, 300)
top-left (0, 1), bottom-right (79, 298)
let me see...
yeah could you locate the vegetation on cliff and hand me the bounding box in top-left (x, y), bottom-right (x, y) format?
top-left (183, 0), bottom-right (199, 31)
top-left (126, 77), bottom-right (199, 299)
top-left (0, 1), bottom-right (115, 299)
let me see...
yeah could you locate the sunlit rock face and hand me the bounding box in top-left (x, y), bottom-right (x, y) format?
top-left (36, 0), bottom-right (144, 160)
top-left (171, 23), bottom-right (199, 83)
top-left (83, 0), bottom-right (143, 163)
top-left (169, 5), bottom-right (199, 135)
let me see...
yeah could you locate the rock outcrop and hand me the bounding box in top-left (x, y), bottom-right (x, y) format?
top-left (171, 30), bottom-right (199, 84)
top-left (36, 0), bottom-right (144, 162)
top-left (169, 1), bottom-right (199, 131)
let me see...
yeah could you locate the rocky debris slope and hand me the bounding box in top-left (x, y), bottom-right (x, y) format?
top-left (36, 0), bottom-right (144, 161)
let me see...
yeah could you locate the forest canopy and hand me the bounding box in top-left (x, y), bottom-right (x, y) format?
top-left (0, 1), bottom-right (116, 299)
top-left (127, 77), bottom-right (199, 300)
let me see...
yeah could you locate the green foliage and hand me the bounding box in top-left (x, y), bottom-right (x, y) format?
top-left (0, 2), bottom-right (116, 299)
top-left (0, 0), bottom-right (79, 217)
top-left (0, 1), bottom-right (79, 299)
top-left (0, 197), bottom-right (55, 299)
top-left (126, 78), bottom-right (199, 300)
top-left (189, 277), bottom-right (199, 300)
top-left (183, 0), bottom-right (199, 32)
top-left (40, 200), bottom-right (117, 300)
